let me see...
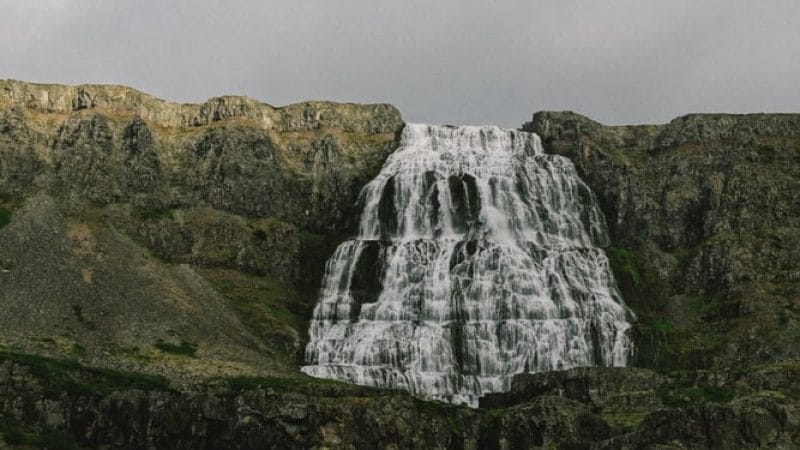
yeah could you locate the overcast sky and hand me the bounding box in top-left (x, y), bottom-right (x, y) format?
top-left (1, 0), bottom-right (798, 126)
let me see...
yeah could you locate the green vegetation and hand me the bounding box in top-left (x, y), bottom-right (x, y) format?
top-left (138, 206), bottom-right (173, 221)
top-left (200, 268), bottom-right (309, 365)
top-left (652, 318), bottom-right (675, 333)
top-left (153, 340), bottom-right (198, 357)
top-left (659, 386), bottom-right (735, 406)
top-left (0, 420), bottom-right (83, 450)
top-left (0, 351), bottom-right (171, 397)
top-left (248, 217), bottom-right (294, 242)
top-left (220, 374), bottom-right (347, 392)
top-left (0, 194), bottom-right (20, 229)
top-left (606, 246), bottom-right (641, 288)
top-left (604, 240), bottom-right (739, 371)
top-left (69, 343), bottom-right (87, 359)
top-left (0, 206), bottom-right (11, 228)
top-left (601, 411), bottom-right (650, 432)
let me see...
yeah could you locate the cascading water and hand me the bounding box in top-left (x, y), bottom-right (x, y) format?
top-left (302, 124), bottom-right (634, 406)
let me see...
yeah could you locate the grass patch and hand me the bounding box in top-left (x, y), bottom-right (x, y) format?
top-left (153, 340), bottom-right (197, 357)
top-left (658, 386), bottom-right (735, 406)
top-left (652, 318), bottom-right (675, 333)
top-left (138, 206), bottom-right (173, 221)
top-left (200, 268), bottom-right (309, 365)
top-left (220, 374), bottom-right (347, 392)
top-left (0, 207), bottom-right (11, 228)
top-left (0, 194), bottom-right (21, 229)
top-left (69, 343), bottom-right (87, 359)
top-left (0, 351), bottom-right (171, 397)
top-left (0, 420), bottom-right (83, 450)
top-left (601, 411), bottom-right (650, 432)
top-left (607, 246), bottom-right (641, 288)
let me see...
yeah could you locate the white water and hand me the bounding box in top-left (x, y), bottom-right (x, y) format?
top-left (302, 124), bottom-right (634, 406)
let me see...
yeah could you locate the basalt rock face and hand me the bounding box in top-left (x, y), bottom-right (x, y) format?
top-left (526, 112), bottom-right (800, 370)
top-left (0, 358), bottom-right (616, 450)
top-left (3, 356), bottom-right (798, 449)
top-left (0, 80), bottom-right (403, 234)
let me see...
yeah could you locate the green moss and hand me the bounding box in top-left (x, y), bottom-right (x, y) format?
top-left (0, 420), bottom-right (84, 449)
top-left (753, 390), bottom-right (788, 400)
top-left (607, 236), bottom-right (759, 371)
top-left (651, 318), bottom-right (675, 333)
top-left (200, 268), bottom-right (310, 366)
top-left (658, 386), bottom-right (735, 406)
top-left (607, 246), bottom-right (641, 288)
top-left (0, 207), bottom-right (11, 228)
top-left (153, 340), bottom-right (197, 357)
top-left (631, 305), bottom-right (731, 371)
top-left (341, 130), bottom-right (393, 148)
top-left (220, 374), bottom-right (347, 392)
top-left (0, 194), bottom-right (20, 229)
top-left (138, 206), bottom-right (173, 221)
top-left (0, 351), bottom-right (171, 397)
top-left (601, 411), bottom-right (649, 432)
top-left (752, 359), bottom-right (800, 371)
top-left (69, 343), bottom-right (87, 359)
top-left (198, 243), bottom-right (239, 262)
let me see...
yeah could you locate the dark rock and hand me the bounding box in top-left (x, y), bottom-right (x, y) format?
top-left (72, 87), bottom-right (95, 110)
top-left (480, 367), bottom-right (666, 409)
top-left (526, 111), bottom-right (800, 370)
top-left (0, 359), bottom-right (626, 450)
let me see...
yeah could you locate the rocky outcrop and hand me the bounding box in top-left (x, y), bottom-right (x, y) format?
top-left (0, 81), bottom-right (401, 382)
top-left (0, 80), bottom-right (403, 234)
top-left (602, 398), bottom-right (800, 450)
top-left (2, 356), bottom-right (798, 449)
top-left (0, 357), bottom-right (615, 449)
top-left (0, 80), bottom-right (402, 134)
top-left (527, 112), bottom-right (800, 248)
top-left (526, 111), bottom-right (800, 370)
top-left (480, 367), bottom-right (667, 409)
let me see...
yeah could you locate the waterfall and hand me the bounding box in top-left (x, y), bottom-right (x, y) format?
top-left (302, 124), bottom-right (634, 406)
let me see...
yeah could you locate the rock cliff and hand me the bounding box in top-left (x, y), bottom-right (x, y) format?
top-left (0, 79), bottom-right (402, 233)
top-left (2, 354), bottom-right (797, 449)
top-left (525, 112), bottom-right (800, 371)
top-left (1, 81), bottom-right (799, 448)
top-left (0, 80), bottom-right (403, 382)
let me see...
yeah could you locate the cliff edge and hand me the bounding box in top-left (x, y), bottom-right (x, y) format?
top-left (526, 111), bottom-right (800, 370)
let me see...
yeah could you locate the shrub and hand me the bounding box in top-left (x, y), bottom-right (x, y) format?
top-left (153, 340), bottom-right (197, 357)
top-left (0, 207), bottom-right (11, 228)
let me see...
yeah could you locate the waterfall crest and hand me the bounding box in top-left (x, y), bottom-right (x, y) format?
top-left (302, 124), bottom-right (634, 406)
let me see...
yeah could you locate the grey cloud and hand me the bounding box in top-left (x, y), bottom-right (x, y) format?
top-left (1, 0), bottom-right (798, 126)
